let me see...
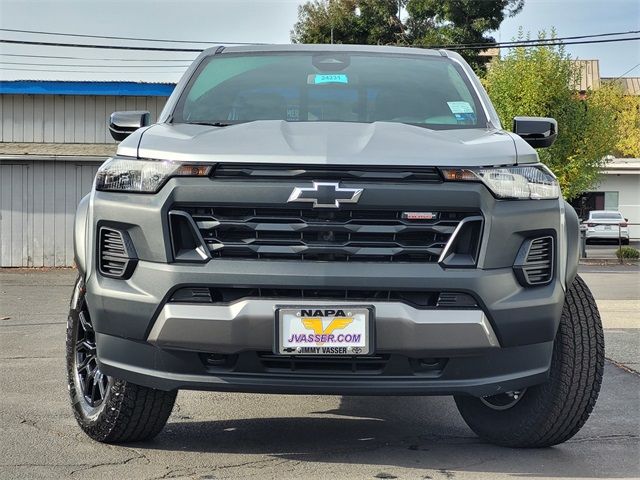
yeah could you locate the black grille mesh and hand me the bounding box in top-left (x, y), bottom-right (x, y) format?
top-left (176, 206), bottom-right (478, 263)
top-left (98, 227), bottom-right (136, 278)
top-left (519, 236), bottom-right (554, 285)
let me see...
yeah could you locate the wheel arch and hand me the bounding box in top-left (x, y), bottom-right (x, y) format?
top-left (563, 200), bottom-right (580, 287)
top-left (74, 194), bottom-right (90, 276)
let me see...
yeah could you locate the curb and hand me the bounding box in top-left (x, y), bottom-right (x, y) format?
top-left (579, 258), bottom-right (639, 265)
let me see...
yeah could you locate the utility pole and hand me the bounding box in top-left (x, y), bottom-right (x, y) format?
top-left (329, 0), bottom-right (334, 44)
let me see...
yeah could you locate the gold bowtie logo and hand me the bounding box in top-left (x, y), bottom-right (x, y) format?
top-left (302, 317), bottom-right (353, 335)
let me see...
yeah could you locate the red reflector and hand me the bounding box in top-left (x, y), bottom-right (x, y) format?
top-left (403, 212), bottom-right (436, 220)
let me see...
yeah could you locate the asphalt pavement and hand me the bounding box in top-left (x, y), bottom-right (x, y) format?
top-left (0, 267), bottom-right (638, 480)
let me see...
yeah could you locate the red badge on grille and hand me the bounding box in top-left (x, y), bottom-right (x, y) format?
top-left (402, 212), bottom-right (436, 220)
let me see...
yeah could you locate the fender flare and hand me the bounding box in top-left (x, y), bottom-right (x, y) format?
top-left (563, 200), bottom-right (580, 287)
top-left (74, 194), bottom-right (90, 276)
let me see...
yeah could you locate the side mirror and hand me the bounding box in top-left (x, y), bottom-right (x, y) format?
top-left (513, 116), bottom-right (557, 148)
top-left (109, 111), bottom-right (150, 141)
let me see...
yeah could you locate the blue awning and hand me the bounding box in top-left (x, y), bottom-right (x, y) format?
top-left (0, 81), bottom-right (175, 96)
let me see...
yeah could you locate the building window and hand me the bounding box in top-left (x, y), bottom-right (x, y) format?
top-left (571, 191), bottom-right (620, 220)
top-left (604, 191), bottom-right (619, 211)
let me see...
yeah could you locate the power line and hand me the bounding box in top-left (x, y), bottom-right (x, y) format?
top-left (2, 27), bottom-right (638, 49)
top-left (613, 63), bottom-right (640, 79)
top-left (0, 61), bottom-right (190, 68)
top-left (0, 27), bottom-right (264, 45)
top-left (0, 52), bottom-right (196, 61)
top-left (2, 27), bottom-right (639, 53)
top-left (433, 29), bottom-right (640, 49)
top-left (442, 36), bottom-right (640, 50)
top-left (1, 33), bottom-right (639, 53)
top-left (0, 39), bottom-right (204, 52)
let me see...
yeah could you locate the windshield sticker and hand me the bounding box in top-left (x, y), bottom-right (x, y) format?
top-left (453, 112), bottom-right (477, 124)
top-left (447, 101), bottom-right (474, 114)
top-left (312, 74), bottom-right (349, 85)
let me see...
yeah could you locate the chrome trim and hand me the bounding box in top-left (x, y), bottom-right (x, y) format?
top-left (147, 300), bottom-right (500, 352)
top-left (168, 210), bottom-right (211, 261)
top-left (287, 181), bottom-right (363, 209)
top-left (438, 215), bottom-right (483, 264)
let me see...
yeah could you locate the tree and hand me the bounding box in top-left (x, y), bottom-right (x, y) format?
top-left (483, 32), bottom-right (621, 199)
top-left (405, 0), bottom-right (524, 71)
top-left (291, 0), bottom-right (524, 71)
top-left (609, 90), bottom-right (640, 158)
top-left (291, 0), bottom-right (403, 45)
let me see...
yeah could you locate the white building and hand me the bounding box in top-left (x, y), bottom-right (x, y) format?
top-left (0, 80), bottom-right (173, 267)
top-left (595, 158), bottom-right (640, 239)
top-left (571, 158), bottom-right (640, 239)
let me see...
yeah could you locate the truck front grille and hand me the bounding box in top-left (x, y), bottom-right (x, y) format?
top-left (173, 206), bottom-right (479, 263)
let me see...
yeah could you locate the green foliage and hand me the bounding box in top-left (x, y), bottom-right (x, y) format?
top-left (405, 0), bottom-right (524, 71)
top-left (483, 31), bottom-right (621, 199)
top-left (611, 92), bottom-right (640, 158)
top-left (291, 0), bottom-right (523, 70)
top-left (291, 0), bottom-right (403, 45)
top-left (616, 246), bottom-right (640, 260)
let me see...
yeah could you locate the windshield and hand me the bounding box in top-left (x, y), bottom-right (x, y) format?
top-left (591, 212), bottom-right (623, 220)
top-left (173, 52), bottom-right (486, 129)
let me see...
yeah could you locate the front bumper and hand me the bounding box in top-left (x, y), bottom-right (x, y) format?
top-left (88, 259), bottom-right (563, 396)
top-left (80, 176), bottom-right (573, 397)
top-left (97, 332), bottom-right (552, 396)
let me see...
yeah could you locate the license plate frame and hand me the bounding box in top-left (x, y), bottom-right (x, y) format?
top-left (274, 305), bottom-right (374, 356)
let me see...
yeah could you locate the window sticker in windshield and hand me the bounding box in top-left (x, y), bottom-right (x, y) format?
top-left (310, 74), bottom-right (349, 85)
top-left (447, 101), bottom-right (474, 114)
top-left (447, 101), bottom-right (476, 124)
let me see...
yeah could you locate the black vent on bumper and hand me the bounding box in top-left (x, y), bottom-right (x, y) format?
top-left (171, 207), bottom-right (481, 263)
top-left (98, 227), bottom-right (137, 279)
top-left (514, 236), bottom-right (554, 286)
top-left (200, 351), bottom-right (447, 377)
top-left (169, 286), bottom-right (478, 310)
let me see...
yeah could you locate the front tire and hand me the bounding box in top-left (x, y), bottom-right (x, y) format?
top-left (454, 275), bottom-right (604, 448)
top-left (66, 276), bottom-right (177, 443)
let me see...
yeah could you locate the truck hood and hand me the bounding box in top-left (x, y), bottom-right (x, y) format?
top-left (129, 121), bottom-right (527, 166)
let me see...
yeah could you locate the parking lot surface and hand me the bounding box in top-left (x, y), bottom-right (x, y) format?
top-left (585, 240), bottom-right (640, 259)
top-left (1, 267), bottom-right (638, 480)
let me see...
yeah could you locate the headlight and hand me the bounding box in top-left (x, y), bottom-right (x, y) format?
top-left (440, 165), bottom-right (560, 199)
top-left (95, 157), bottom-right (212, 193)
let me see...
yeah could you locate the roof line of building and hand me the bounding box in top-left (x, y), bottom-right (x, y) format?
top-left (0, 80), bottom-right (176, 96)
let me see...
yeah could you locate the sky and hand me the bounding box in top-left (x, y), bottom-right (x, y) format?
top-left (0, 0), bottom-right (638, 82)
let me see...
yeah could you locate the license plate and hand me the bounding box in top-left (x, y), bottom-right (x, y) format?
top-left (604, 225), bottom-right (612, 230)
top-left (276, 306), bottom-right (372, 355)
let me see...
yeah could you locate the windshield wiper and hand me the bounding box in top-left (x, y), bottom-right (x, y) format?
top-left (184, 121), bottom-right (235, 127)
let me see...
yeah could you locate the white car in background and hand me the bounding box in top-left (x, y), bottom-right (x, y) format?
top-left (584, 210), bottom-right (630, 244)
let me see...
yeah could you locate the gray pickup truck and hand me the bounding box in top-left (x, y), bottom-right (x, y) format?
top-left (67, 44), bottom-right (604, 448)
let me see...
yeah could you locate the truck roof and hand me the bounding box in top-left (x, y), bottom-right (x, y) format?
top-left (202, 43), bottom-right (444, 57)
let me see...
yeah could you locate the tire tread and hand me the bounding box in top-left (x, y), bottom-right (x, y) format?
top-left (455, 275), bottom-right (604, 448)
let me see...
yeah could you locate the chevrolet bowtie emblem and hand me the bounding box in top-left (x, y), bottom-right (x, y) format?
top-left (287, 182), bottom-right (363, 208)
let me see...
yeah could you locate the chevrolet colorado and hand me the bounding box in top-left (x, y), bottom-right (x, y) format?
top-left (67, 44), bottom-right (604, 448)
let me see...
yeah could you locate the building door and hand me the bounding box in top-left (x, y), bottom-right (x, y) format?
top-left (0, 163), bottom-right (28, 267)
